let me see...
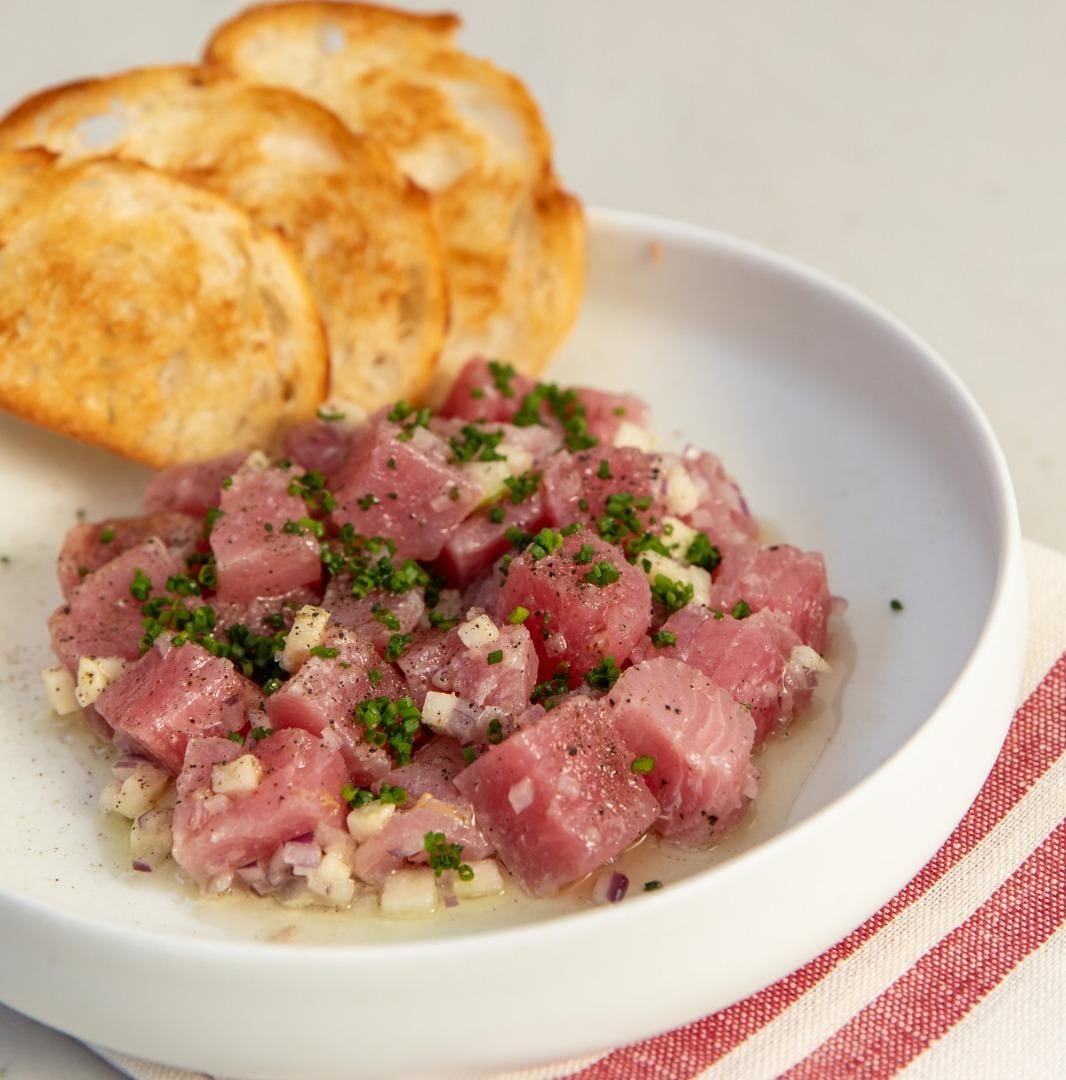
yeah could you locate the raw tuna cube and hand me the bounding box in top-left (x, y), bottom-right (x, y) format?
top-left (453, 696), bottom-right (659, 896)
top-left (711, 542), bottom-right (830, 653)
top-left (435, 622), bottom-right (538, 726)
top-left (461, 563), bottom-right (503, 616)
top-left (283, 418), bottom-right (351, 477)
top-left (541, 447), bottom-right (666, 531)
top-left (399, 620), bottom-right (537, 742)
top-left (435, 490), bottom-right (547, 588)
top-left (395, 629), bottom-right (455, 707)
top-left (211, 463), bottom-right (322, 606)
top-left (576, 387), bottom-right (650, 444)
top-left (143, 450), bottom-right (247, 516)
top-left (440, 360), bottom-right (651, 449)
top-left (266, 626), bottom-right (405, 783)
top-left (679, 448), bottom-right (758, 548)
top-left (382, 736), bottom-right (469, 804)
top-left (632, 606), bottom-right (817, 744)
top-left (352, 793), bottom-right (493, 886)
top-left (608, 657), bottom-right (758, 844)
top-left (330, 409), bottom-right (482, 561)
top-left (322, 578), bottom-right (425, 651)
top-left (49, 538), bottom-right (184, 673)
top-left (94, 640), bottom-right (250, 774)
top-left (57, 513), bottom-right (201, 600)
top-left (497, 528), bottom-right (650, 682)
top-left (172, 729), bottom-right (347, 887)
top-left (438, 358), bottom-right (537, 423)
top-left (213, 588), bottom-right (323, 637)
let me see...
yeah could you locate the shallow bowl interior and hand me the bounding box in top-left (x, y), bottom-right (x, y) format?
top-left (0, 210), bottom-right (1024, 1078)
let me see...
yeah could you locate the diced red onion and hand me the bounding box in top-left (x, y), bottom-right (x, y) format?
top-left (281, 839), bottom-right (321, 869)
top-left (591, 871), bottom-right (629, 905)
top-left (131, 860), bottom-right (151, 873)
top-left (440, 876), bottom-right (459, 908)
top-left (830, 595), bottom-right (849, 616)
top-left (387, 843), bottom-right (423, 859)
top-left (236, 864), bottom-right (274, 896)
top-left (267, 845), bottom-right (295, 887)
top-left (113, 755), bottom-right (149, 770)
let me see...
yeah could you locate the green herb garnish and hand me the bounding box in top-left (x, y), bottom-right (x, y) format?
top-left (527, 527), bottom-right (563, 561)
top-left (130, 568), bottom-right (152, 602)
top-left (503, 470), bottom-right (542, 504)
top-left (684, 532), bottom-right (721, 571)
top-left (487, 360), bottom-right (517, 398)
top-left (449, 424), bottom-right (507, 464)
top-left (355, 696), bottom-right (422, 764)
top-left (384, 632), bottom-right (412, 661)
top-left (424, 831), bottom-right (474, 880)
top-left (585, 656), bottom-right (621, 691)
top-left (651, 574), bottom-right (695, 615)
top-left (584, 560), bottom-right (621, 587)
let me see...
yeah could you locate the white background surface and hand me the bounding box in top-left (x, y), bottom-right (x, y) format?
top-left (0, 2), bottom-right (1061, 1076)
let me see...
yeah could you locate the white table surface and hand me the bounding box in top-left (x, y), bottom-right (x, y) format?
top-left (1, 1), bottom-right (1062, 1076)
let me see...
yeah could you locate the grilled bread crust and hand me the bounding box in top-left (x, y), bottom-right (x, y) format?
top-left (0, 64), bottom-right (447, 409)
top-left (0, 151), bottom-right (327, 467)
top-left (205, 1), bottom-right (585, 398)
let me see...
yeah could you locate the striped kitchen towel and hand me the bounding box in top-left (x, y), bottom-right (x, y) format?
top-left (98, 539), bottom-right (1066, 1080)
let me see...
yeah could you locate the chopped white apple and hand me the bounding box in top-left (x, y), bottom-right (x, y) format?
top-left (790, 644), bottom-right (831, 674)
top-left (239, 449), bottom-right (271, 473)
top-left (129, 807), bottom-right (174, 869)
top-left (100, 763), bottom-right (171, 819)
top-left (297, 851), bottom-right (355, 907)
top-left (664, 463), bottom-right (700, 516)
top-left (660, 516), bottom-right (700, 559)
top-left (421, 690), bottom-right (460, 735)
top-left (453, 859), bottom-right (506, 900)
top-left (75, 655), bottom-right (127, 708)
top-left (278, 604), bottom-right (331, 673)
top-left (465, 444), bottom-right (534, 505)
top-left (613, 420), bottom-right (658, 451)
top-left (457, 612), bottom-right (500, 649)
top-left (211, 754), bottom-right (263, 796)
top-left (347, 801), bottom-right (396, 843)
top-left (380, 867), bottom-right (437, 918)
top-left (41, 665), bottom-right (80, 716)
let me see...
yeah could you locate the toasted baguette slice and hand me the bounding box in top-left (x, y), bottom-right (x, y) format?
top-left (206, 2), bottom-right (585, 395)
top-left (0, 152), bottom-right (327, 467)
top-left (0, 65), bottom-right (447, 409)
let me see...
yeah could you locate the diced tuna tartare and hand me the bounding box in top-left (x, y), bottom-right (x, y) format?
top-left (43, 360), bottom-right (834, 915)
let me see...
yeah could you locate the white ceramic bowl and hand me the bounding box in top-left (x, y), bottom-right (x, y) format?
top-left (0, 210), bottom-right (1025, 1078)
